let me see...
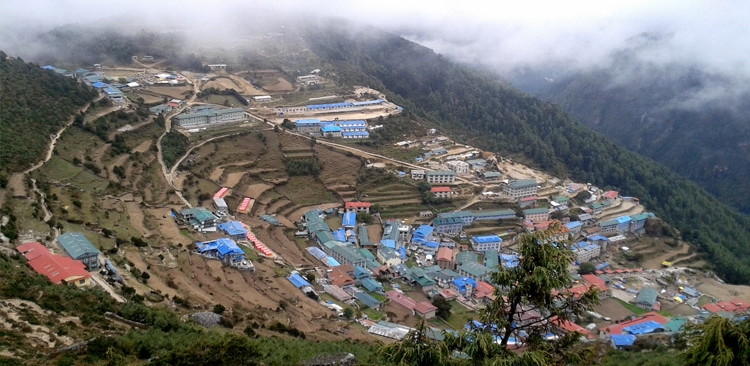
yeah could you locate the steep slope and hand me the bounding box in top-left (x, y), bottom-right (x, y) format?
top-left (0, 51), bottom-right (97, 175)
top-left (302, 23), bottom-right (750, 284)
top-left (505, 35), bottom-right (750, 214)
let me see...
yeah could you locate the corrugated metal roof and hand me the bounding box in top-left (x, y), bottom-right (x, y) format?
top-left (57, 232), bottom-right (99, 259)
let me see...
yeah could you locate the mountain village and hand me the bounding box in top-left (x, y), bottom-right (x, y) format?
top-left (3, 57), bottom-right (749, 356)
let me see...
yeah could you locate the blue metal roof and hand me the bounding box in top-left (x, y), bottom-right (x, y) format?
top-left (196, 238), bottom-right (244, 259)
top-left (595, 262), bottom-right (610, 270)
top-left (218, 221), bottom-right (247, 236)
top-left (287, 272), bottom-right (311, 288)
top-left (616, 216), bottom-right (632, 224)
top-left (307, 102), bottom-right (353, 109)
top-left (351, 99), bottom-right (383, 106)
top-left (306, 246), bottom-right (327, 260)
top-left (423, 241), bottom-right (439, 249)
top-left (333, 228), bottom-right (346, 242)
top-left (341, 132), bottom-right (370, 137)
top-left (471, 235), bottom-right (502, 244)
top-left (412, 225), bottom-right (434, 238)
top-left (361, 278), bottom-right (382, 292)
top-left (452, 277), bottom-right (477, 295)
top-left (326, 257), bottom-right (341, 267)
top-left (92, 81), bottom-right (108, 88)
top-left (321, 125), bottom-right (342, 132)
top-left (354, 291), bottom-right (381, 308)
top-left (399, 246), bottom-right (406, 260)
top-left (295, 119), bottom-right (320, 125)
top-left (588, 235), bottom-right (609, 242)
top-left (565, 221), bottom-right (582, 229)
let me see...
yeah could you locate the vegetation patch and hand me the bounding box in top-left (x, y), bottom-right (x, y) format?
top-left (275, 176), bottom-right (336, 206)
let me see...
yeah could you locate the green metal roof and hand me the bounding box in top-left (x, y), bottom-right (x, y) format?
top-left (458, 262), bottom-right (492, 278)
top-left (523, 208), bottom-right (549, 215)
top-left (663, 317), bottom-right (686, 332)
top-left (455, 251), bottom-right (479, 266)
top-left (57, 232), bottom-right (99, 259)
top-left (474, 209), bottom-right (516, 218)
top-left (508, 179), bottom-right (536, 189)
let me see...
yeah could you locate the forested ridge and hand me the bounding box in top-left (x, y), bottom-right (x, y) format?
top-left (0, 51), bottom-right (97, 175)
top-left (303, 24), bottom-right (750, 284)
top-left (513, 51), bottom-right (750, 214)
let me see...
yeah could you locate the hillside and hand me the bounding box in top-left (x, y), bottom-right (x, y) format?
top-left (504, 34), bottom-right (750, 214)
top-left (301, 23), bottom-right (750, 284)
top-left (0, 52), bottom-right (97, 176)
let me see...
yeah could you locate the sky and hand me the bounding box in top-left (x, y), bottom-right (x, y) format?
top-left (2, 0), bottom-right (749, 78)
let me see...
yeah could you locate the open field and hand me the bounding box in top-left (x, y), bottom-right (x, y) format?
top-left (276, 176), bottom-right (337, 207)
top-left (148, 86), bottom-right (193, 99)
top-left (594, 297), bottom-right (636, 322)
top-left (262, 77), bottom-right (293, 92)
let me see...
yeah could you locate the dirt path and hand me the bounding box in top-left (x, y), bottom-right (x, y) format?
top-left (91, 143), bottom-right (111, 172)
top-left (132, 140), bottom-right (153, 154)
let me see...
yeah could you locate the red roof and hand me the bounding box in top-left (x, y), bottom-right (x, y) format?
top-left (345, 201), bottom-right (371, 209)
top-left (581, 274), bottom-right (608, 292)
top-left (601, 312), bottom-right (668, 334)
top-left (386, 290), bottom-right (416, 310)
top-left (437, 247), bottom-right (453, 262)
top-left (414, 301), bottom-right (437, 315)
top-left (17, 243), bottom-right (90, 285)
top-left (329, 266), bottom-right (355, 287)
top-left (603, 190), bottom-right (619, 199)
top-left (430, 187), bottom-right (451, 193)
top-left (439, 288), bottom-right (458, 300)
top-left (550, 316), bottom-right (591, 337)
top-left (702, 300), bottom-right (750, 313)
top-left (519, 196), bottom-right (538, 202)
top-left (474, 281), bottom-right (496, 299)
top-left (16, 242), bottom-right (49, 261)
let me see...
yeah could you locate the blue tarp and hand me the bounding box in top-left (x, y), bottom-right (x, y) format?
top-left (452, 277), bottom-right (477, 296)
top-left (596, 262), bottom-right (610, 270)
top-left (622, 321), bottom-right (665, 335)
top-left (333, 228), bottom-right (346, 242)
top-left (399, 246), bottom-right (407, 260)
top-left (196, 238), bottom-right (244, 261)
top-left (611, 334), bottom-right (636, 347)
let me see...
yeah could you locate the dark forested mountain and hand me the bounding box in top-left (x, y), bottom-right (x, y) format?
top-left (302, 23), bottom-right (750, 284)
top-left (0, 52), bottom-right (97, 174)
top-left (504, 33), bottom-right (750, 214)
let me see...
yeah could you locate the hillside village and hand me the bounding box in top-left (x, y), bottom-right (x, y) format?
top-left (2, 53), bottom-right (749, 361)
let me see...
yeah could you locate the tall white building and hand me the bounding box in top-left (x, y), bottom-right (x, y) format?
top-left (426, 171), bottom-right (455, 184)
top-left (446, 160), bottom-right (470, 175)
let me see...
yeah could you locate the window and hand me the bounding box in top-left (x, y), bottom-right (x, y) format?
top-left (79, 279), bottom-right (85, 284)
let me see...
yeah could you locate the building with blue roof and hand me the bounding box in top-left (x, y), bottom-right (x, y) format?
top-left (351, 99), bottom-right (384, 107)
top-left (195, 238), bottom-right (245, 263)
top-left (622, 321), bottom-right (665, 335)
top-left (287, 271), bottom-right (312, 289)
top-left (380, 239), bottom-right (396, 248)
top-left (470, 235), bottom-right (503, 252)
top-left (432, 217), bottom-right (463, 234)
top-left (217, 221), bottom-right (248, 240)
top-left (342, 212), bottom-right (356, 229)
top-left (91, 81), bottom-right (108, 89)
top-left (500, 254), bottom-right (520, 268)
top-left (333, 228), bottom-right (347, 242)
top-left (615, 216), bottom-right (632, 233)
top-left (342, 131), bottom-right (370, 139)
top-left (451, 277), bottom-right (477, 296)
top-left (565, 221), bottom-right (582, 236)
top-left (610, 334), bottom-right (636, 349)
top-left (360, 277), bottom-right (384, 293)
top-left (411, 225), bottom-right (434, 244)
top-left (321, 124), bottom-right (342, 137)
top-left (306, 246), bottom-right (328, 261)
top-left (306, 102), bottom-right (353, 110)
top-left (354, 291), bottom-right (381, 309)
top-left (353, 266), bottom-right (370, 280)
top-left (295, 119), bottom-right (321, 133)
top-left (326, 257), bottom-right (341, 267)
top-left (629, 212), bottom-right (655, 233)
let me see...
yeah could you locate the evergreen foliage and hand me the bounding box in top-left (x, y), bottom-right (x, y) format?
top-left (0, 51), bottom-right (97, 174)
top-left (161, 131), bottom-right (189, 169)
top-left (303, 25), bottom-right (750, 284)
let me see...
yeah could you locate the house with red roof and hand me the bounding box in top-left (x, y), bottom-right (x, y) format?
top-left (386, 290), bottom-right (417, 313)
top-left (582, 274), bottom-right (610, 298)
top-left (600, 312), bottom-right (668, 335)
top-left (16, 242), bottom-right (91, 287)
top-left (436, 247), bottom-right (454, 270)
top-left (550, 316), bottom-right (594, 340)
top-left (473, 281), bottom-right (497, 303)
top-left (602, 190), bottom-right (619, 203)
top-left (430, 187), bottom-right (452, 200)
top-left (344, 201), bottom-right (371, 213)
top-left (702, 300), bottom-right (750, 314)
top-left (414, 301), bottom-right (437, 319)
top-left (329, 265), bottom-right (355, 287)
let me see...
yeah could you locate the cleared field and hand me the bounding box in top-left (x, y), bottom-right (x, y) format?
top-left (202, 94), bottom-right (246, 108)
top-left (148, 86), bottom-right (193, 99)
top-left (263, 77), bottom-right (293, 92)
top-left (276, 177), bottom-right (337, 207)
top-left (130, 91), bottom-right (163, 104)
top-left (594, 297), bottom-right (635, 322)
top-left (39, 156), bottom-right (82, 181)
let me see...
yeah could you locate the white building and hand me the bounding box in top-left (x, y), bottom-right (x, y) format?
top-left (253, 95), bottom-right (272, 102)
top-left (572, 244), bottom-right (601, 263)
top-left (445, 160), bottom-right (470, 175)
top-left (425, 171), bottom-right (455, 184)
top-left (213, 198), bottom-right (228, 217)
top-left (502, 179), bottom-right (538, 199)
top-left (174, 108), bottom-right (245, 128)
top-left (411, 170), bottom-right (425, 180)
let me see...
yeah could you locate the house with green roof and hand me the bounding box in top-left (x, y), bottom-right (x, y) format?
top-left (636, 287), bottom-right (659, 310)
top-left (457, 262), bottom-right (492, 281)
top-left (455, 251), bottom-right (479, 268)
top-left (57, 232), bottom-right (100, 271)
top-left (176, 207), bottom-right (219, 232)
